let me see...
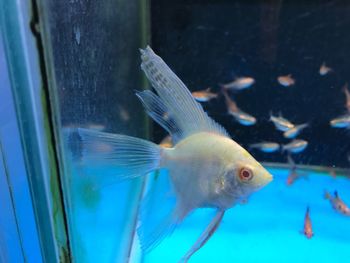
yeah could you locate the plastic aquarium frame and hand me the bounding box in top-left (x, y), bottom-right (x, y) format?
top-left (0, 0), bottom-right (70, 261)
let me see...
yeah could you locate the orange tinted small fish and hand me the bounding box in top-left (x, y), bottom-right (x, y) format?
top-left (329, 168), bottom-right (336, 179)
top-left (221, 77), bottom-right (255, 91)
top-left (159, 135), bottom-right (173, 148)
top-left (342, 83), bottom-right (350, 112)
top-left (324, 190), bottom-right (350, 216)
top-left (329, 114), bottom-right (350, 128)
top-left (286, 172), bottom-right (298, 185)
top-left (319, 62), bottom-right (332, 76)
top-left (282, 139), bottom-right (308, 153)
top-left (229, 110), bottom-right (257, 126)
top-left (222, 88), bottom-right (256, 126)
top-left (301, 206), bottom-right (314, 239)
top-left (249, 142), bottom-right (280, 153)
top-left (277, 74), bottom-right (295, 87)
top-left (283, 123), bottom-right (309, 139)
top-left (192, 88), bottom-right (218, 102)
top-left (286, 155), bottom-right (308, 185)
top-left (286, 155), bottom-right (298, 185)
top-left (270, 113), bottom-right (295, 132)
top-left (222, 89), bottom-right (238, 112)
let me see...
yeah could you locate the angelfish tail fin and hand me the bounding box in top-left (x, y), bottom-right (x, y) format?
top-left (66, 128), bottom-right (162, 181)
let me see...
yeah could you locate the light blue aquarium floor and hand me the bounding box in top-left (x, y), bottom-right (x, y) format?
top-left (138, 167), bottom-right (350, 263)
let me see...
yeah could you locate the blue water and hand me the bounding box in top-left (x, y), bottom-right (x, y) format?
top-left (139, 167), bottom-right (350, 263)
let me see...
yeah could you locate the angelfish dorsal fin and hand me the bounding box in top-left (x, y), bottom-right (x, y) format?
top-left (139, 46), bottom-right (229, 144)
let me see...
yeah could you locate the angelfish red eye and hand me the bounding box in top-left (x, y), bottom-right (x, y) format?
top-left (239, 167), bottom-right (253, 181)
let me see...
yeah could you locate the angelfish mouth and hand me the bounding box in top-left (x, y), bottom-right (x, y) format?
top-left (267, 173), bottom-right (273, 182)
top-left (261, 172), bottom-right (273, 187)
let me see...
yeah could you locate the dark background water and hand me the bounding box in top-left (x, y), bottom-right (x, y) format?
top-left (150, 0), bottom-right (350, 168)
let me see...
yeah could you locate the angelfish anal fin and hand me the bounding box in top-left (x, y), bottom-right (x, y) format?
top-left (137, 173), bottom-right (192, 253)
top-left (179, 209), bottom-right (225, 263)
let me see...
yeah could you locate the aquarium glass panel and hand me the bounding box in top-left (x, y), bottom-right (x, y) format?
top-left (37, 0), bottom-right (150, 262)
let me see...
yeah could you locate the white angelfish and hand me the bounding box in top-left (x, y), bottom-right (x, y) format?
top-left (70, 47), bottom-right (273, 262)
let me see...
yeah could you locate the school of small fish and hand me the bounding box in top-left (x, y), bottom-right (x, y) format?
top-left (70, 46), bottom-right (350, 261)
top-left (190, 59), bottom-right (350, 244)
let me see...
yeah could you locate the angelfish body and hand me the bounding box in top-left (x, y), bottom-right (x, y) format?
top-left (164, 132), bottom-right (271, 210)
top-left (73, 46), bottom-right (273, 262)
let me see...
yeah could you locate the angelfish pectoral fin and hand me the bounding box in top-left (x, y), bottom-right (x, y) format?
top-left (179, 209), bottom-right (225, 263)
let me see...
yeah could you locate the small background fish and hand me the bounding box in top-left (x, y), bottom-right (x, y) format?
top-left (221, 77), bottom-right (255, 90)
top-left (282, 139), bottom-right (308, 153)
top-left (250, 142), bottom-right (280, 153)
top-left (319, 62), bottom-right (332, 76)
top-left (277, 74), bottom-right (295, 87)
top-left (191, 88), bottom-right (218, 102)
